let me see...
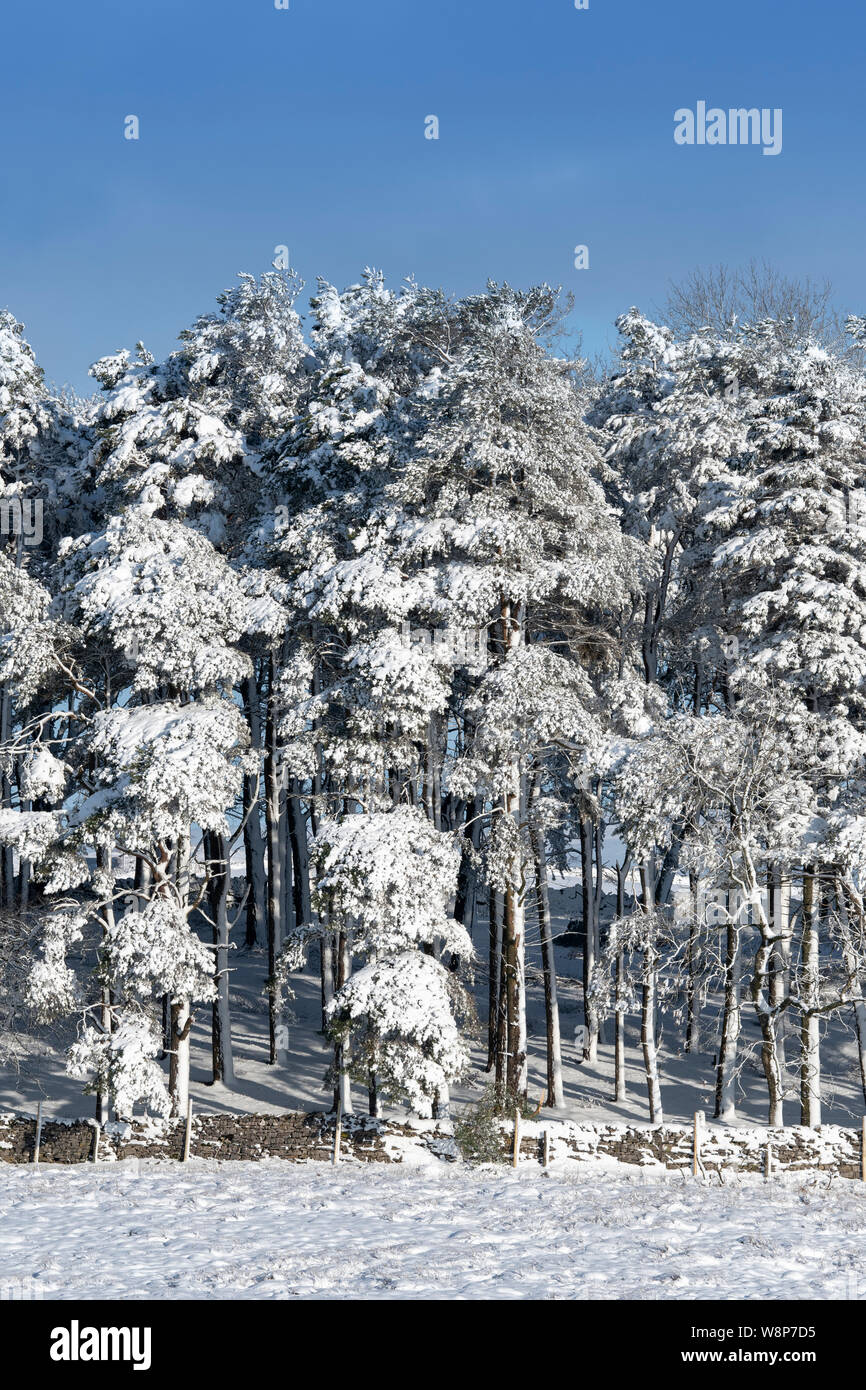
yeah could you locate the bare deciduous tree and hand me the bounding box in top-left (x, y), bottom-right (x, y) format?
top-left (659, 259), bottom-right (852, 352)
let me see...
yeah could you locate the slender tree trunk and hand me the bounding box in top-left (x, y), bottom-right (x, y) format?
top-left (579, 814), bottom-right (599, 1061)
top-left (0, 686), bottom-right (13, 908)
top-left (333, 930), bottom-right (352, 1113)
top-left (578, 811), bottom-right (600, 1056)
top-left (320, 931), bottom-right (335, 1033)
top-left (207, 830), bottom-right (234, 1088)
top-left (487, 886), bottom-right (501, 1071)
top-left (287, 779), bottom-right (311, 933)
top-left (493, 893), bottom-right (508, 1100)
top-left (685, 871), bottom-right (701, 1053)
top-left (593, 809), bottom-right (605, 1006)
top-left (497, 598), bottom-right (528, 1103)
top-left (750, 913), bottom-right (785, 1126)
top-left (639, 864), bottom-right (663, 1122)
top-left (800, 866), bottom-right (822, 1128)
top-left (838, 875), bottom-right (866, 1108)
top-left (503, 813), bottom-right (527, 1091)
top-left (430, 714), bottom-right (442, 831)
top-left (641, 943), bottom-right (663, 1123)
top-left (241, 674), bottom-right (266, 949)
top-left (279, 766), bottom-right (292, 941)
top-left (769, 865), bottom-right (791, 1087)
top-left (265, 655), bottom-right (285, 1065)
top-left (167, 833), bottom-right (193, 1117)
top-left (95, 845), bottom-right (114, 1126)
top-left (18, 775), bottom-right (31, 911)
top-left (715, 907), bottom-right (741, 1123)
top-left (503, 856), bottom-right (527, 1101)
top-left (614, 856), bottom-right (629, 1102)
top-left (530, 790), bottom-right (563, 1108)
top-left (169, 998), bottom-right (192, 1118)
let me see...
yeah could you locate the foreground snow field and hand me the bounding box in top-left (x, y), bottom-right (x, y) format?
top-left (1, 1160), bottom-right (865, 1301)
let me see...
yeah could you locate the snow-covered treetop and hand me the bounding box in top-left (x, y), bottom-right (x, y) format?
top-left (312, 805), bottom-right (472, 959)
top-left (75, 699), bottom-right (253, 849)
top-left (60, 512), bottom-right (252, 694)
top-left (0, 310), bottom-right (49, 478)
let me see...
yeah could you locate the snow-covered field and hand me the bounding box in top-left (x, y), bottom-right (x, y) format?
top-left (1, 1159), bottom-right (865, 1301)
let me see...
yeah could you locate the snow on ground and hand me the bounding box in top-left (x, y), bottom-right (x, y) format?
top-left (1, 1159), bottom-right (865, 1301)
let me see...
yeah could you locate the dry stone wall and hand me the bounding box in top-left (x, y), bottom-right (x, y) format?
top-left (0, 1111), bottom-right (862, 1176)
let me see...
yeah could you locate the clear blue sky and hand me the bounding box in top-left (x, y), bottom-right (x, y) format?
top-left (1, 0), bottom-right (863, 393)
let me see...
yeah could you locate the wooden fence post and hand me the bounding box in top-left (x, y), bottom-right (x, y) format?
top-left (33, 1101), bottom-right (43, 1166)
top-left (543, 1128), bottom-right (550, 1170)
top-left (181, 1096), bottom-right (192, 1162)
top-left (91, 1123), bottom-right (100, 1164)
top-left (692, 1110), bottom-right (703, 1176)
top-left (512, 1107), bottom-right (520, 1169)
top-left (332, 1098), bottom-right (343, 1167)
top-left (765, 1141), bottom-right (773, 1179)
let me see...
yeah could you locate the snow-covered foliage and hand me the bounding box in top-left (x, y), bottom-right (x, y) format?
top-left (313, 806), bottom-right (468, 956)
top-left (327, 951), bottom-right (470, 1116)
top-left (314, 807), bottom-right (472, 1112)
top-left (82, 699), bottom-right (252, 846)
top-left (108, 897), bottom-right (215, 1003)
top-left (67, 1013), bottom-right (171, 1119)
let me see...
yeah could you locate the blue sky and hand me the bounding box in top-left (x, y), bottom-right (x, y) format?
top-left (1, 0), bottom-right (863, 392)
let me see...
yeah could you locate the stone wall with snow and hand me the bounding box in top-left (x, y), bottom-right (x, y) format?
top-left (1, 1111), bottom-right (863, 1175)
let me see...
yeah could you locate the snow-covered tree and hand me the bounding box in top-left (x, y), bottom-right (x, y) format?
top-left (312, 806), bottom-right (473, 1116)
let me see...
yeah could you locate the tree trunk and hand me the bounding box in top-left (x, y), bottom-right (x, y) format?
top-left (769, 866), bottom-right (792, 1098)
top-left (614, 856), bottom-right (629, 1102)
top-left (751, 919), bottom-right (785, 1127)
top-left (279, 766), bottom-right (293, 940)
top-left (287, 778), bottom-right (311, 933)
top-left (800, 866), bottom-right (821, 1128)
top-left (169, 998), bottom-right (191, 1118)
top-left (241, 675), bottom-right (267, 949)
top-left (641, 943), bottom-right (663, 1123)
top-left (503, 856), bottom-right (527, 1101)
top-left (453, 793), bottom-right (482, 951)
top-left (685, 871), bottom-right (701, 1053)
top-left (715, 908), bottom-right (741, 1123)
top-left (95, 845), bottom-right (115, 1126)
top-left (265, 655), bottom-right (285, 1065)
top-left (492, 599), bottom-right (528, 1104)
top-left (207, 830), bottom-right (234, 1088)
top-left (579, 814), bottom-right (599, 1061)
top-left (333, 929), bottom-right (352, 1113)
top-left (487, 886), bottom-right (501, 1071)
top-left (320, 932), bottom-right (335, 1034)
top-left (0, 687), bottom-right (13, 908)
top-left (838, 875), bottom-right (866, 1108)
top-left (637, 863), bottom-right (663, 1122)
top-left (530, 796), bottom-right (564, 1108)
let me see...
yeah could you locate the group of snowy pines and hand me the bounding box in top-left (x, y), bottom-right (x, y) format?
top-left (2, 270), bottom-right (866, 1129)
